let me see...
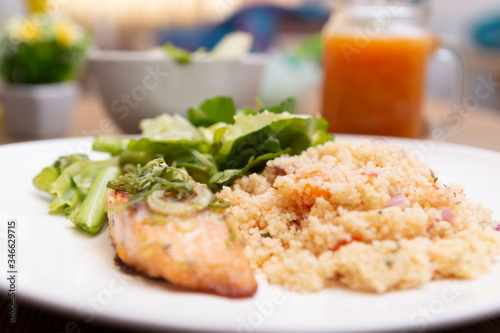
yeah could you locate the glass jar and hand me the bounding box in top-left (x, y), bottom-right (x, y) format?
top-left (321, 0), bottom-right (466, 138)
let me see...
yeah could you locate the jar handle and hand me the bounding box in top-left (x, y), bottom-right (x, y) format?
top-left (428, 34), bottom-right (471, 137)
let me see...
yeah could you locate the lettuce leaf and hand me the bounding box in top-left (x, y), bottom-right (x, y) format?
top-left (262, 97), bottom-right (296, 114)
top-left (34, 95), bottom-right (333, 235)
top-left (49, 158), bottom-right (119, 215)
top-left (141, 113), bottom-right (203, 142)
top-left (92, 97), bottom-right (331, 187)
top-left (125, 138), bottom-right (215, 184)
top-left (213, 115), bottom-right (332, 183)
top-left (92, 136), bottom-right (131, 155)
top-left (33, 154), bottom-right (89, 193)
top-left (215, 111), bottom-right (312, 159)
top-left (99, 97), bottom-right (332, 186)
top-left (187, 96), bottom-right (236, 127)
top-left (209, 151), bottom-right (286, 186)
top-left (33, 154), bottom-right (119, 216)
top-left (187, 96), bottom-right (295, 128)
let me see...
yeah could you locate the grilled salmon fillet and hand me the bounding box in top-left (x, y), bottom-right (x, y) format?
top-left (106, 189), bottom-right (257, 298)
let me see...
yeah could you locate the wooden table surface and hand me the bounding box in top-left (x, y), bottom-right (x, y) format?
top-left (1, 92), bottom-right (500, 333)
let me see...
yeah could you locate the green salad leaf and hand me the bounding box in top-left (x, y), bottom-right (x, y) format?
top-left (236, 108), bottom-right (258, 116)
top-left (188, 96), bottom-right (236, 127)
top-left (33, 154), bottom-right (119, 217)
top-left (126, 138), bottom-right (215, 184)
top-left (216, 111), bottom-right (287, 158)
top-left (94, 97), bottom-right (332, 186)
top-left (163, 43), bottom-right (192, 64)
top-left (211, 113), bottom-right (331, 185)
top-left (262, 97), bottom-right (296, 114)
top-left (93, 136), bottom-right (131, 156)
top-left (141, 114), bottom-right (203, 142)
top-left (209, 152), bottom-right (284, 185)
top-left (33, 154), bottom-right (89, 192)
top-left (35, 95), bottom-right (333, 235)
top-left (49, 158), bottom-right (119, 215)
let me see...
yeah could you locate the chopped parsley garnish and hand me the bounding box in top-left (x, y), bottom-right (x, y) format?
top-left (229, 228), bottom-right (237, 240)
top-left (430, 169), bottom-right (438, 184)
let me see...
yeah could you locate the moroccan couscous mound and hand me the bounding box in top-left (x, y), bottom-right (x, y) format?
top-left (218, 140), bottom-right (500, 293)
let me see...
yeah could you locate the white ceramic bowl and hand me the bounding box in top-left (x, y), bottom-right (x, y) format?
top-left (88, 50), bottom-right (266, 133)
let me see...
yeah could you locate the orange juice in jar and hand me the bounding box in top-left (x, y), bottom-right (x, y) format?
top-left (322, 0), bottom-right (458, 138)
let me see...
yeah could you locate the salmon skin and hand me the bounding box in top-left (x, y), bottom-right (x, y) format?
top-left (106, 189), bottom-right (257, 298)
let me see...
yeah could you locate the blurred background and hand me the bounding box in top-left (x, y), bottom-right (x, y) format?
top-left (0, 0), bottom-right (499, 110)
top-left (1, 0), bottom-right (500, 145)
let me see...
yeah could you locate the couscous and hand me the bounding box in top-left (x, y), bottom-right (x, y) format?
top-left (219, 140), bottom-right (500, 293)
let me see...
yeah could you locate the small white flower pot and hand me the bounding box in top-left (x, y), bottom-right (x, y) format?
top-left (0, 82), bottom-right (79, 138)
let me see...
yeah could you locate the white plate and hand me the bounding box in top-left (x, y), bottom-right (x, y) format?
top-left (1, 135), bottom-right (500, 333)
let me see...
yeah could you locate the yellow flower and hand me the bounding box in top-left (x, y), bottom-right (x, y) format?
top-left (54, 22), bottom-right (76, 47)
top-left (18, 21), bottom-right (40, 43)
top-left (26, 0), bottom-right (48, 14)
